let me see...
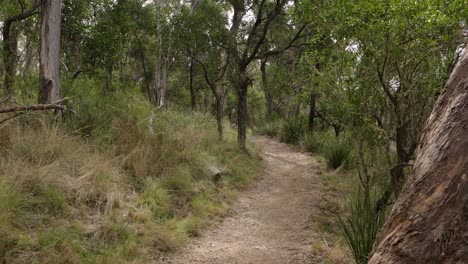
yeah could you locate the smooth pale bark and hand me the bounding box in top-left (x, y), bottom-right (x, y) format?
top-left (23, 37), bottom-right (34, 77)
top-left (151, 39), bottom-right (169, 107)
top-left (369, 47), bottom-right (468, 263)
top-left (38, 0), bottom-right (62, 104)
top-left (188, 0), bottom-right (199, 111)
top-left (150, 0), bottom-right (170, 108)
top-left (260, 59), bottom-right (274, 121)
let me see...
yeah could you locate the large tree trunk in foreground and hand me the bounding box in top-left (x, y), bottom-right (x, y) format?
top-left (369, 47), bottom-right (468, 263)
top-left (38, 0), bottom-right (62, 104)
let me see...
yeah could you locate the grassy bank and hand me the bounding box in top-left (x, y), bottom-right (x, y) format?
top-left (0, 85), bottom-right (263, 263)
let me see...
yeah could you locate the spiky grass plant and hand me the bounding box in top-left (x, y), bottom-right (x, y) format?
top-left (323, 139), bottom-right (353, 169)
top-left (336, 190), bottom-right (387, 264)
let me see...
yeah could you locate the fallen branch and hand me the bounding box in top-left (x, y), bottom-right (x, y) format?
top-left (0, 97), bottom-right (70, 114)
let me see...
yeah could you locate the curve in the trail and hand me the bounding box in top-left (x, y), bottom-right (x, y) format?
top-left (165, 136), bottom-right (325, 264)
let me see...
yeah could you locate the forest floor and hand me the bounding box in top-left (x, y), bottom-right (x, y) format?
top-left (163, 136), bottom-right (348, 264)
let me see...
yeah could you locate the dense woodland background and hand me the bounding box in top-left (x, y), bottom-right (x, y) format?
top-left (0, 0), bottom-right (467, 263)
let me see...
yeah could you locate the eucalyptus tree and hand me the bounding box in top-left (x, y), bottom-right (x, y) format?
top-left (38, 0), bottom-right (62, 103)
top-left (369, 44), bottom-right (468, 264)
top-left (227, 0), bottom-right (306, 150)
top-left (174, 0), bottom-right (230, 139)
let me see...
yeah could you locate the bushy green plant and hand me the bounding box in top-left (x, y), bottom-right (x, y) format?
top-left (336, 190), bottom-right (387, 264)
top-left (257, 120), bottom-right (283, 138)
top-left (280, 118), bottom-right (307, 145)
top-left (323, 139), bottom-right (353, 169)
top-left (299, 131), bottom-right (332, 153)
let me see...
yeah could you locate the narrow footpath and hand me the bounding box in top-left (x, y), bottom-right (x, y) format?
top-left (166, 136), bottom-right (330, 264)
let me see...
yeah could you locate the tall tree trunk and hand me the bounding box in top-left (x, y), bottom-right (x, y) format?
top-left (23, 36), bottom-right (34, 77)
top-left (369, 47), bottom-right (468, 264)
top-left (152, 53), bottom-right (168, 108)
top-left (236, 70), bottom-right (249, 151)
top-left (308, 93), bottom-right (317, 132)
top-left (309, 62), bottom-right (320, 132)
top-left (38, 0), bottom-right (62, 104)
top-left (159, 59), bottom-right (168, 107)
top-left (150, 53), bottom-right (162, 105)
top-left (188, 0), bottom-right (198, 112)
top-left (260, 59), bottom-right (273, 121)
top-left (215, 95), bottom-right (224, 141)
top-left (133, 31), bottom-right (150, 97)
top-left (189, 57), bottom-right (197, 111)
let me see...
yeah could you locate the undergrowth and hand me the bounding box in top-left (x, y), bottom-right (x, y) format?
top-left (336, 190), bottom-right (387, 264)
top-left (0, 80), bottom-right (263, 263)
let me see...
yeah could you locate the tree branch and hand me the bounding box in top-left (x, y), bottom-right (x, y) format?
top-left (0, 98), bottom-right (70, 114)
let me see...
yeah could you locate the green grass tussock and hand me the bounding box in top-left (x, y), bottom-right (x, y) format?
top-left (256, 120), bottom-right (283, 138)
top-left (336, 190), bottom-right (387, 264)
top-left (322, 139), bottom-right (353, 169)
top-left (280, 118), bottom-right (307, 145)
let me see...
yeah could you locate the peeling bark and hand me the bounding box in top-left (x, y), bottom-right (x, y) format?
top-left (38, 0), bottom-right (62, 104)
top-left (369, 47), bottom-right (468, 264)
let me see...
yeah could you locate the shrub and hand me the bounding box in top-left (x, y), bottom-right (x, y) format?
top-left (300, 131), bottom-right (332, 153)
top-left (280, 118), bottom-right (307, 145)
top-left (257, 120), bottom-right (283, 138)
top-left (336, 190), bottom-right (387, 264)
top-left (323, 139), bottom-right (353, 169)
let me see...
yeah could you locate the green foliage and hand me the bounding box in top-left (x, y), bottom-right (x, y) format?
top-left (280, 118), bottom-right (307, 145)
top-left (336, 190), bottom-right (387, 264)
top-left (299, 131), bottom-right (332, 153)
top-left (323, 139), bottom-right (353, 169)
top-left (257, 120), bottom-right (283, 138)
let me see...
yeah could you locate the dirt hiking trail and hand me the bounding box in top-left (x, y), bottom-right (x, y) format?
top-left (165, 136), bottom-right (329, 264)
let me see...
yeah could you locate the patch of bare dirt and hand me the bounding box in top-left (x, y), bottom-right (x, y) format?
top-left (163, 136), bottom-right (341, 264)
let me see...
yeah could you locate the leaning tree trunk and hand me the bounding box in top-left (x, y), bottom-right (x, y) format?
top-left (369, 47), bottom-right (468, 263)
top-left (38, 0), bottom-right (62, 104)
